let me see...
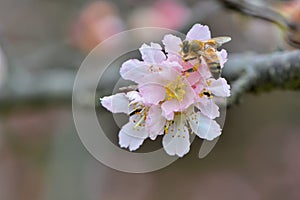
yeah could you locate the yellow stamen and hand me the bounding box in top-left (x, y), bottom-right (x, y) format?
top-left (164, 121), bottom-right (172, 134)
top-left (165, 76), bottom-right (186, 102)
top-left (132, 107), bottom-right (148, 129)
top-left (206, 80), bottom-right (212, 86)
top-left (133, 116), bottom-right (145, 129)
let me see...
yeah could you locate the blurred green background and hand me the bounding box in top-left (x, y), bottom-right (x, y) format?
top-left (0, 0), bottom-right (300, 199)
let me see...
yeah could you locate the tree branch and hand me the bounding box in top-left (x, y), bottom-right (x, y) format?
top-left (224, 50), bottom-right (300, 105)
top-left (1, 50), bottom-right (300, 109)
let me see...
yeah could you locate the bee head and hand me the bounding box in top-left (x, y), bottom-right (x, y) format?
top-left (182, 40), bottom-right (189, 54)
top-left (180, 40), bottom-right (198, 62)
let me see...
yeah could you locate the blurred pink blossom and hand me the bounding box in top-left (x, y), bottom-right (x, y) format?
top-left (69, 1), bottom-right (124, 52)
top-left (128, 0), bottom-right (191, 30)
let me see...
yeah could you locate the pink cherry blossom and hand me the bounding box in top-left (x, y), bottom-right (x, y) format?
top-left (120, 44), bottom-right (196, 119)
top-left (100, 23), bottom-right (231, 157)
top-left (186, 24), bottom-right (211, 41)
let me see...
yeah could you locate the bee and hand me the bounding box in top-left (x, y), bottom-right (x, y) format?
top-left (180, 37), bottom-right (231, 79)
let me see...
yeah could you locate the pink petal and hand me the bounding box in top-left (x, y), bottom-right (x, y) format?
top-left (209, 78), bottom-right (230, 97)
top-left (159, 62), bottom-right (182, 80)
top-left (101, 93), bottom-right (129, 113)
top-left (188, 112), bottom-right (221, 141)
top-left (166, 54), bottom-right (182, 63)
top-left (161, 100), bottom-right (178, 120)
top-left (162, 34), bottom-right (182, 55)
top-left (179, 84), bottom-right (197, 110)
top-left (197, 62), bottom-right (213, 79)
top-left (193, 82), bottom-right (205, 94)
top-left (146, 105), bottom-right (166, 140)
top-left (186, 24), bottom-right (211, 41)
top-left (186, 71), bottom-right (202, 86)
top-left (139, 43), bottom-right (166, 64)
top-left (139, 83), bottom-right (165, 105)
top-left (162, 120), bottom-right (190, 157)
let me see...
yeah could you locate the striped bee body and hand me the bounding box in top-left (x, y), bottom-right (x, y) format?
top-left (180, 37), bottom-right (231, 79)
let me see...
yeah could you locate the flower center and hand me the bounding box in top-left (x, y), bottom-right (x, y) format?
top-left (165, 76), bottom-right (186, 102)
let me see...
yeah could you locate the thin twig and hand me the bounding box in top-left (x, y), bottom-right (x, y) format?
top-left (218, 0), bottom-right (300, 47)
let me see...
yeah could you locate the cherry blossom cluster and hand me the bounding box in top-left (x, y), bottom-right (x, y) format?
top-left (101, 24), bottom-right (230, 157)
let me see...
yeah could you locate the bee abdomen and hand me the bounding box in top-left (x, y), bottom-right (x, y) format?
top-left (208, 62), bottom-right (221, 79)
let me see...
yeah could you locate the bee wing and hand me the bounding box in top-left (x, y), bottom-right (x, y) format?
top-left (211, 37), bottom-right (231, 47)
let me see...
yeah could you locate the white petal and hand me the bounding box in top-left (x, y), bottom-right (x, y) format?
top-left (101, 93), bottom-right (129, 114)
top-left (121, 121), bottom-right (148, 139)
top-left (196, 98), bottom-right (220, 119)
top-left (149, 42), bottom-right (162, 50)
top-left (186, 24), bottom-right (211, 41)
top-left (139, 43), bottom-right (166, 64)
top-left (120, 59), bottom-right (149, 84)
top-left (126, 91), bottom-right (143, 104)
top-left (162, 34), bottom-right (182, 55)
top-left (188, 112), bottom-right (221, 141)
top-left (162, 119), bottom-right (190, 157)
top-left (119, 130), bottom-right (144, 151)
top-left (146, 106), bottom-right (166, 140)
top-left (208, 78), bottom-right (230, 97)
top-left (217, 49), bottom-right (228, 68)
top-left (119, 121), bottom-right (148, 151)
